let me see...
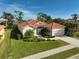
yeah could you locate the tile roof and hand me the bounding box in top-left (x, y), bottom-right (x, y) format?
top-left (17, 20), bottom-right (65, 29)
top-left (49, 22), bottom-right (65, 28)
top-left (0, 25), bottom-right (5, 31)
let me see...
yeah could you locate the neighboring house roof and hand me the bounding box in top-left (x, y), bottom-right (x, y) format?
top-left (0, 25), bottom-right (5, 31)
top-left (0, 25), bottom-right (5, 35)
top-left (17, 20), bottom-right (65, 29)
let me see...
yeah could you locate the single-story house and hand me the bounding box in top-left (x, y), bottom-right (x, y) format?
top-left (0, 25), bottom-right (5, 39)
top-left (17, 20), bottom-right (65, 38)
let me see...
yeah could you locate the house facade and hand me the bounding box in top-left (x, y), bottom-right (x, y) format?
top-left (17, 20), bottom-right (65, 37)
top-left (0, 25), bottom-right (5, 39)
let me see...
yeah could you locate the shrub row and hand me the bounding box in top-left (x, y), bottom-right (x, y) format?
top-left (23, 37), bottom-right (55, 42)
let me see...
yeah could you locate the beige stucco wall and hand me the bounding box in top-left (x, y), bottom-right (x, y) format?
top-left (52, 27), bottom-right (65, 36)
top-left (0, 29), bottom-right (5, 39)
top-left (21, 25), bottom-right (38, 37)
top-left (0, 29), bottom-right (5, 35)
top-left (19, 25), bottom-right (65, 37)
top-left (33, 29), bottom-right (37, 36)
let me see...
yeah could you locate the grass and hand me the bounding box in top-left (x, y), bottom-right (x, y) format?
top-left (43, 48), bottom-right (79, 59)
top-left (10, 39), bottom-right (68, 59)
top-left (0, 29), bottom-right (68, 59)
top-left (0, 29), bottom-right (12, 59)
top-left (0, 40), bottom-right (7, 59)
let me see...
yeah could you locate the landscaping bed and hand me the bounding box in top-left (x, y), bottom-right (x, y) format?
top-left (43, 48), bottom-right (79, 59)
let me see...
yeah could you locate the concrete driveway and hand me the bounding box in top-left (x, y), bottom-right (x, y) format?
top-left (57, 36), bottom-right (79, 47)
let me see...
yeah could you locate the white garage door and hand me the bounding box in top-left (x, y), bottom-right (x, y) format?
top-left (52, 28), bottom-right (65, 36)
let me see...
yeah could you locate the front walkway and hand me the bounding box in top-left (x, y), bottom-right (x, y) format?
top-left (21, 45), bottom-right (76, 59)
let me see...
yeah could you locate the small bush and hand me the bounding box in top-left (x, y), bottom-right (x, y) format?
top-left (41, 38), bottom-right (45, 41)
top-left (73, 32), bottom-right (79, 37)
top-left (28, 38), bottom-right (34, 42)
top-left (36, 38), bottom-right (45, 42)
top-left (33, 37), bottom-right (38, 42)
top-left (25, 30), bottom-right (34, 38)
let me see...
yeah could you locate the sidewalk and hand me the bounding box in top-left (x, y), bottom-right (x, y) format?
top-left (21, 45), bottom-right (76, 59)
top-left (67, 54), bottom-right (79, 59)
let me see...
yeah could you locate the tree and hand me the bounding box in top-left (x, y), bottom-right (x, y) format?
top-left (37, 12), bottom-right (53, 23)
top-left (65, 18), bottom-right (78, 36)
top-left (71, 13), bottom-right (79, 22)
top-left (2, 12), bottom-right (14, 26)
top-left (65, 22), bottom-right (76, 36)
top-left (71, 13), bottom-right (79, 31)
top-left (53, 18), bottom-right (65, 25)
top-left (15, 11), bottom-right (24, 23)
top-left (39, 27), bottom-right (51, 37)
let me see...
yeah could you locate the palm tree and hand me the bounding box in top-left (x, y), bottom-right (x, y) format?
top-left (72, 14), bottom-right (79, 21)
top-left (72, 14), bottom-right (79, 31)
top-left (2, 12), bottom-right (14, 26)
top-left (15, 11), bottom-right (24, 23)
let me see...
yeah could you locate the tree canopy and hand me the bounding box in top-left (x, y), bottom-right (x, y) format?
top-left (1, 12), bottom-right (14, 26)
top-left (37, 12), bottom-right (53, 23)
top-left (15, 11), bottom-right (24, 23)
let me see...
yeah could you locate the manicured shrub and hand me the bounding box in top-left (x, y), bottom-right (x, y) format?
top-left (33, 36), bottom-right (38, 42)
top-left (36, 36), bottom-right (45, 41)
top-left (28, 38), bottom-right (34, 42)
top-left (23, 37), bottom-right (33, 42)
top-left (25, 30), bottom-right (34, 38)
top-left (73, 32), bottom-right (79, 37)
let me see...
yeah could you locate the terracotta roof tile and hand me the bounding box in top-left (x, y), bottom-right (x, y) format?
top-left (49, 22), bottom-right (65, 28)
top-left (17, 20), bottom-right (65, 29)
top-left (0, 25), bottom-right (5, 31)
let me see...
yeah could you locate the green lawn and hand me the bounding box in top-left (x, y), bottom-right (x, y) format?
top-left (0, 40), bottom-right (8, 59)
top-left (43, 48), bottom-right (79, 59)
top-left (11, 39), bottom-right (68, 59)
top-left (2, 29), bottom-right (68, 59)
top-left (0, 29), bottom-right (12, 59)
